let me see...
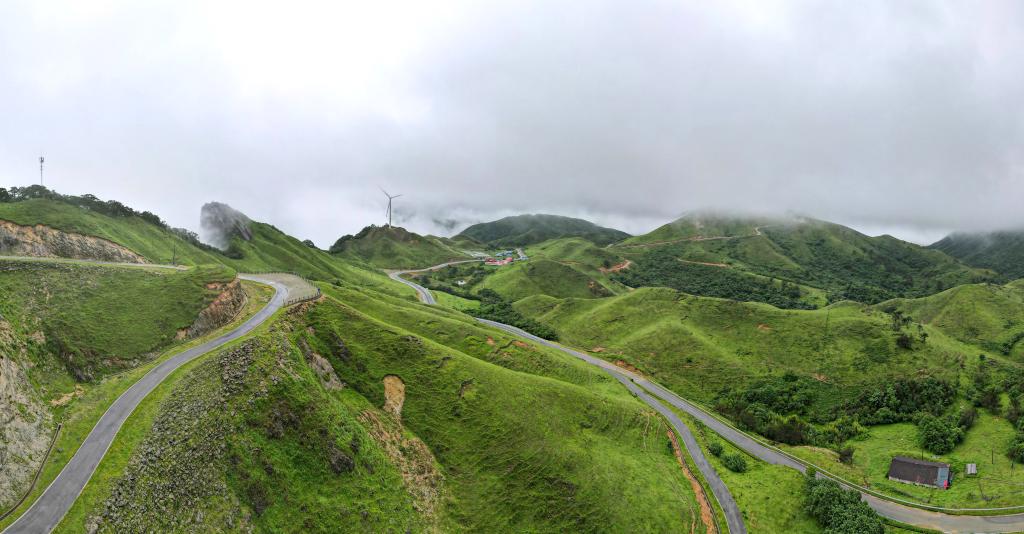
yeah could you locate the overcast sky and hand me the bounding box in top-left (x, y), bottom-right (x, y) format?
top-left (1, 1), bottom-right (1022, 246)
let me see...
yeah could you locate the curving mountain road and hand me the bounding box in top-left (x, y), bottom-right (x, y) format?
top-left (390, 264), bottom-right (746, 534)
top-left (391, 261), bottom-right (1024, 533)
top-left (2, 271), bottom-right (305, 534)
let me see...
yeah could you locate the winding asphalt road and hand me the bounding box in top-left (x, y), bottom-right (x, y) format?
top-left (389, 264), bottom-right (746, 534)
top-left (1, 271), bottom-right (301, 534)
top-left (391, 261), bottom-right (1024, 533)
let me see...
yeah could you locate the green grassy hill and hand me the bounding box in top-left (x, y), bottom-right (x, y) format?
top-left (457, 214), bottom-right (630, 247)
top-left (931, 230), bottom-right (1024, 280)
top-left (612, 214), bottom-right (993, 305)
top-left (476, 259), bottom-right (614, 301)
top-left (0, 198), bottom-right (223, 265)
top-left (525, 237), bottom-right (626, 272)
top-left (330, 224), bottom-right (471, 269)
top-left (513, 287), bottom-right (960, 409)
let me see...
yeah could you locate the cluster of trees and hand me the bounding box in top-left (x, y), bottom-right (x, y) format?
top-left (845, 377), bottom-right (955, 425)
top-left (715, 374), bottom-right (865, 446)
top-left (612, 248), bottom-right (815, 309)
top-left (917, 409), bottom-right (974, 455)
top-left (471, 289), bottom-right (558, 340)
top-left (803, 470), bottom-right (884, 534)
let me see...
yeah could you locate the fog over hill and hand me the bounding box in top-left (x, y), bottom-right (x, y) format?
top-left (1, 1), bottom-right (1022, 246)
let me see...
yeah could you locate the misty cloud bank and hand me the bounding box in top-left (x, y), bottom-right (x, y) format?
top-left (0, 1), bottom-right (1022, 246)
top-left (200, 202), bottom-right (252, 250)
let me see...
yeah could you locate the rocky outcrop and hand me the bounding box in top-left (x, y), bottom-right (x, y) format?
top-left (0, 220), bottom-right (147, 263)
top-left (177, 279), bottom-right (247, 340)
top-left (0, 318), bottom-right (54, 510)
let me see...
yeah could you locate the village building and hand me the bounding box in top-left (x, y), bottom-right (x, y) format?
top-left (886, 456), bottom-right (952, 489)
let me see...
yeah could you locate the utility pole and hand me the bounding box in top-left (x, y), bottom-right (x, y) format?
top-left (39, 156), bottom-right (44, 186)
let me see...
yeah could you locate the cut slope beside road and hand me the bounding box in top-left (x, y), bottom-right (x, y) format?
top-left (1, 269), bottom-right (314, 534)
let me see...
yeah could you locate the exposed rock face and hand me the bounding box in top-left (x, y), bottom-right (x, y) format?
top-left (0, 220), bottom-right (147, 263)
top-left (0, 318), bottom-right (54, 510)
top-left (177, 279), bottom-right (247, 340)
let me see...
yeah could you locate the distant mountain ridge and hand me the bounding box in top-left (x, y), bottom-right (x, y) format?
top-left (456, 214), bottom-right (629, 247)
top-left (931, 230), bottom-right (1024, 280)
top-left (612, 213), bottom-right (993, 304)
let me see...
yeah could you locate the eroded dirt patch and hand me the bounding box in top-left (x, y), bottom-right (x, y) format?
top-left (598, 259), bottom-right (633, 274)
top-left (614, 359), bottom-right (643, 376)
top-left (383, 375), bottom-right (406, 418)
top-left (666, 429), bottom-right (716, 534)
top-left (756, 323), bottom-right (771, 332)
top-left (0, 219), bottom-right (147, 263)
top-left (358, 410), bottom-right (444, 521)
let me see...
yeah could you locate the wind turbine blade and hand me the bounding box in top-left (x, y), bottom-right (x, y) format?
top-left (392, 194), bottom-right (403, 199)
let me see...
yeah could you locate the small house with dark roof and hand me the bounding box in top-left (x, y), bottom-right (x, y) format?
top-left (887, 456), bottom-right (952, 489)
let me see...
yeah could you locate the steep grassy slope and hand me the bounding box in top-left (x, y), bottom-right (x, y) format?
top-left (331, 225), bottom-right (471, 269)
top-left (477, 259), bottom-right (614, 301)
top-left (457, 214), bottom-right (629, 247)
top-left (218, 221), bottom-right (368, 280)
top-left (301, 291), bottom-right (700, 532)
top-left (0, 260), bottom-right (234, 380)
top-left (514, 287), bottom-right (961, 409)
top-left (932, 230), bottom-right (1024, 280)
top-left (614, 214), bottom-right (993, 304)
top-left (0, 198), bottom-right (222, 265)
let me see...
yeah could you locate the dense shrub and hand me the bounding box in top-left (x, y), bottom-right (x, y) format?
top-left (721, 453), bottom-right (747, 473)
top-left (804, 475), bottom-right (884, 534)
top-left (918, 414), bottom-right (963, 455)
top-left (846, 378), bottom-right (955, 425)
top-left (708, 442), bottom-right (723, 457)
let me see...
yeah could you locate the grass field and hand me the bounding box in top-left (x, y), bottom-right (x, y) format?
top-left (331, 224), bottom-right (471, 269)
top-left (785, 410), bottom-right (1024, 508)
top-left (0, 260), bottom-right (235, 381)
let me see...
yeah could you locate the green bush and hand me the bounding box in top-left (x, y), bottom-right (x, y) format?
top-left (804, 475), bottom-right (884, 534)
top-left (918, 414), bottom-right (962, 455)
top-left (722, 453), bottom-right (747, 473)
top-left (708, 442), bottom-right (723, 457)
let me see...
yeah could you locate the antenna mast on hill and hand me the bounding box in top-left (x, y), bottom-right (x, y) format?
top-left (39, 156), bottom-right (44, 186)
top-left (380, 187), bottom-right (402, 227)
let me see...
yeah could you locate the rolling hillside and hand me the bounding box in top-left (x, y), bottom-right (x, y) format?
top-left (68, 272), bottom-right (705, 532)
top-left (513, 287), bottom-right (962, 409)
top-left (457, 214), bottom-right (629, 247)
top-left (931, 230), bottom-right (1024, 280)
top-left (330, 224), bottom-right (471, 269)
top-left (612, 214), bottom-right (993, 305)
top-left (476, 259), bottom-right (614, 301)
